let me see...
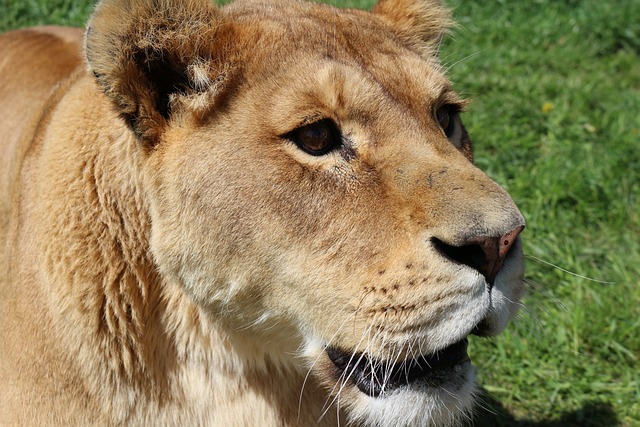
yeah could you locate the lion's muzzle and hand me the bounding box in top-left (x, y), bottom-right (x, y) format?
top-left (432, 225), bottom-right (524, 286)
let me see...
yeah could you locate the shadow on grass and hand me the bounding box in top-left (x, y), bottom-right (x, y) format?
top-left (473, 388), bottom-right (620, 427)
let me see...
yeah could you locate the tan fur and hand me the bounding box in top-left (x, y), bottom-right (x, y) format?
top-left (0, 0), bottom-right (525, 425)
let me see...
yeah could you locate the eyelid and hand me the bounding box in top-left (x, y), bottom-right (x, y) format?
top-left (435, 89), bottom-right (468, 112)
top-left (436, 101), bottom-right (465, 115)
top-left (287, 112), bottom-right (329, 133)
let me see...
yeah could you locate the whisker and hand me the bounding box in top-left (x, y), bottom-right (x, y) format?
top-left (441, 386), bottom-right (472, 426)
top-left (473, 392), bottom-right (500, 417)
top-left (525, 254), bottom-right (616, 284)
top-left (298, 306), bottom-right (356, 421)
top-left (318, 317), bottom-right (378, 422)
top-left (523, 277), bottom-right (567, 313)
top-left (442, 48), bottom-right (491, 74)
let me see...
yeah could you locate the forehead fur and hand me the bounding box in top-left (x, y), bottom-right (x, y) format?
top-left (224, 0), bottom-right (451, 59)
top-left (220, 0), bottom-right (454, 117)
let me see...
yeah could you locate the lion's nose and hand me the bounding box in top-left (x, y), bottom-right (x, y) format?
top-left (432, 226), bottom-right (524, 286)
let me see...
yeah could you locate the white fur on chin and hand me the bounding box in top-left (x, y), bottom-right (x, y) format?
top-left (346, 364), bottom-right (476, 427)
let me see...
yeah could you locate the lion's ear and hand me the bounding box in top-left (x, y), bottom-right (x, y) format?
top-left (373, 0), bottom-right (452, 57)
top-left (85, 0), bottom-right (231, 145)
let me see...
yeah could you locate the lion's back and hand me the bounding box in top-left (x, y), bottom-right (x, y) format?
top-left (0, 28), bottom-right (101, 423)
top-left (0, 26), bottom-right (83, 266)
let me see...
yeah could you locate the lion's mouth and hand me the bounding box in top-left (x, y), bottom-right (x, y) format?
top-left (326, 338), bottom-right (470, 397)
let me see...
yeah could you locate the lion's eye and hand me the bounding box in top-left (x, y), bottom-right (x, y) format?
top-left (289, 119), bottom-right (340, 156)
top-left (435, 105), bottom-right (455, 138)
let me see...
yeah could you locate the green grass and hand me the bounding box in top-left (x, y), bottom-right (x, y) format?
top-left (0, 0), bottom-right (93, 29)
top-left (439, 2), bottom-right (640, 426)
top-left (2, 0), bottom-right (638, 425)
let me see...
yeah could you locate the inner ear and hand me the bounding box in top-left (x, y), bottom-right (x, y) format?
top-left (85, 0), bottom-right (227, 146)
top-left (132, 49), bottom-right (191, 120)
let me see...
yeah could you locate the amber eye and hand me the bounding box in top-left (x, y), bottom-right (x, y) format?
top-left (435, 105), bottom-right (455, 138)
top-left (289, 119), bottom-right (340, 156)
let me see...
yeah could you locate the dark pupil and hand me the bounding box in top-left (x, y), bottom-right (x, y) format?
top-left (437, 108), bottom-right (451, 133)
top-left (299, 123), bottom-right (330, 152)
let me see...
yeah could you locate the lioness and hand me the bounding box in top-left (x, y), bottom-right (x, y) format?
top-left (0, 0), bottom-right (525, 425)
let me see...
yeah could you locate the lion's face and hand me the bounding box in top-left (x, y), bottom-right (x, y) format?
top-left (87, 0), bottom-right (525, 424)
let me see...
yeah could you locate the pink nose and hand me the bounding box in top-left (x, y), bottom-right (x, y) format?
top-left (470, 226), bottom-right (524, 285)
top-left (433, 226), bottom-right (524, 286)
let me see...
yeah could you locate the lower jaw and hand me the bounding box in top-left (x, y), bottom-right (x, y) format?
top-left (364, 360), bottom-right (473, 397)
top-left (327, 339), bottom-right (471, 398)
top-left (340, 363), bottom-right (477, 427)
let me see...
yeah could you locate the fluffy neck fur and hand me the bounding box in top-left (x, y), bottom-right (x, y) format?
top-left (30, 76), bottom-right (339, 425)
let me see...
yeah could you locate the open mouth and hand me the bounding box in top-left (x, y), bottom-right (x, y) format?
top-left (326, 339), bottom-right (470, 398)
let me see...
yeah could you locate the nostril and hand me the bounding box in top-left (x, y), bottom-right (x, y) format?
top-left (431, 226), bottom-right (523, 286)
top-left (432, 238), bottom-right (488, 279)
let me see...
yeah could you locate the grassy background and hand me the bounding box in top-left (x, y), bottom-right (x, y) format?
top-left (1, 0), bottom-right (638, 425)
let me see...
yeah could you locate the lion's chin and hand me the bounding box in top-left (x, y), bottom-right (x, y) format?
top-left (343, 362), bottom-right (476, 427)
top-left (318, 339), bottom-right (476, 426)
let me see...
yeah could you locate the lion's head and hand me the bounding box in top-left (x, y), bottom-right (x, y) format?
top-left (85, 0), bottom-right (525, 424)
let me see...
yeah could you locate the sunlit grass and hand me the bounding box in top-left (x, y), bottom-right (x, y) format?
top-left (2, 0), bottom-right (638, 425)
top-left (441, 1), bottom-right (640, 425)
